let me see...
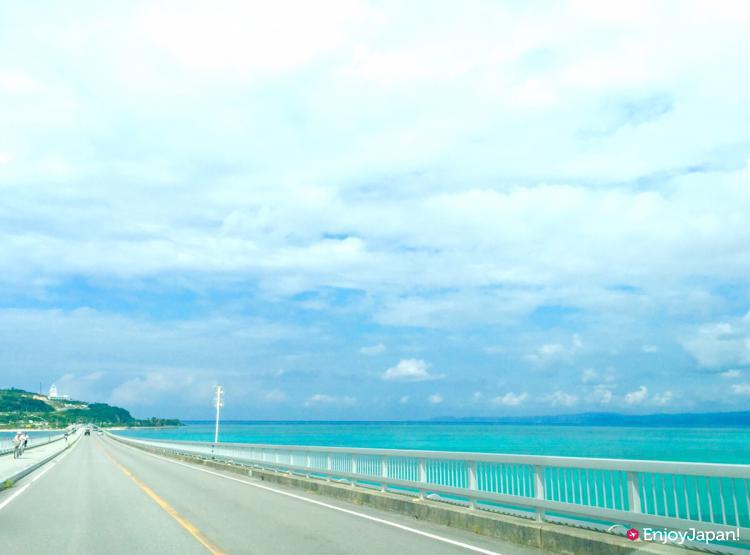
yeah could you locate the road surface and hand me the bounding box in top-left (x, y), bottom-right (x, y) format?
top-left (0, 433), bottom-right (546, 554)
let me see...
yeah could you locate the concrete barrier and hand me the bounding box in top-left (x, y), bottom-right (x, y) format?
top-left (0, 435), bottom-right (76, 490)
top-left (114, 437), bottom-right (691, 555)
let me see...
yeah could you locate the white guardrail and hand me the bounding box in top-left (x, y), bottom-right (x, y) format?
top-left (111, 434), bottom-right (750, 550)
top-left (0, 432), bottom-right (67, 457)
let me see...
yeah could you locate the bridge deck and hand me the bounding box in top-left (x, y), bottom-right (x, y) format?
top-left (0, 433), bottom-right (544, 554)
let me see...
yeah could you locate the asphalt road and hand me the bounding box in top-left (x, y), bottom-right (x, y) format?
top-left (0, 434), bottom-right (545, 555)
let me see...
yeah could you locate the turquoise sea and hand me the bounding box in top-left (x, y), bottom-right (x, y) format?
top-left (118, 422), bottom-right (750, 464)
top-left (0, 431), bottom-right (65, 441)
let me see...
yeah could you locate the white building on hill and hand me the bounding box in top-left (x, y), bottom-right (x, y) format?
top-left (48, 383), bottom-right (70, 401)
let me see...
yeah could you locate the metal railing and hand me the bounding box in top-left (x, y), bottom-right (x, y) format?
top-left (111, 434), bottom-right (750, 549)
top-left (0, 432), bottom-right (67, 457)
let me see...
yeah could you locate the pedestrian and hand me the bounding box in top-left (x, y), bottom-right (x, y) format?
top-left (12, 430), bottom-right (22, 459)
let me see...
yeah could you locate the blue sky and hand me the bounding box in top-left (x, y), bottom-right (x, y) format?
top-left (1, 1), bottom-right (750, 419)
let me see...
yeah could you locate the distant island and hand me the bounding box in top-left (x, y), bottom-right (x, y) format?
top-left (431, 411), bottom-right (750, 427)
top-left (0, 388), bottom-right (181, 429)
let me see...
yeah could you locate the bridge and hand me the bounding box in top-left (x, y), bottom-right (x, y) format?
top-left (0, 430), bottom-right (747, 554)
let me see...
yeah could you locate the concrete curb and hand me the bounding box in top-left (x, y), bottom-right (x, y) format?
top-left (114, 438), bottom-right (692, 555)
top-left (0, 436), bottom-right (75, 490)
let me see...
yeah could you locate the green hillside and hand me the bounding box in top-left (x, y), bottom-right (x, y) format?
top-left (0, 388), bottom-right (180, 428)
top-left (0, 389), bottom-right (54, 413)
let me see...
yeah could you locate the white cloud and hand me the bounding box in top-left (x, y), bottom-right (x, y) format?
top-left (304, 393), bottom-right (356, 407)
top-left (651, 390), bottom-right (674, 406)
top-left (572, 334), bottom-right (583, 349)
top-left (545, 390), bottom-right (578, 407)
top-left (491, 392), bottom-right (528, 407)
top-left (2, 1), bottom-right (750, 417)
top-left (109, 371), bottom-right (204, 407)
top-left (536, 343), bottom-right (566, 357)
top-left (0, 309), bottom-right (304, 393)
top-left (624, 385), bottom-right (648, 405)
top-left (381, 359), bottom-right (440, 382)
top-left (359, 343), bottom-right (386, 356)
top-left (731, 383), bottom-right (750, 396)
top-left (721, 369), bottom-right (743, 379)
top-left (526, 335), bottom-right (583, 365)
top-left (581, 368), bottom-right (598, 383)
top-left (139, 1), bottom-right (367, 74)
top-left (683, 321), bottom-right (750, 368)
top-left (0, 70), bottom-right (44, 94)
top-left (593, 385), bottom-right (613, 405)
top-left (305, 393), bottom-right (334, 405)
top-left (428, 393), bottom-right (443, 405)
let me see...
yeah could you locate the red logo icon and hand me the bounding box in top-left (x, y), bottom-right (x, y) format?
top-left (626, 528), bottom-right (639, 541)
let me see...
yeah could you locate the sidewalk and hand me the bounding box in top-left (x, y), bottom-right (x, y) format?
top-left (0, 433), bottom-right (75, 487)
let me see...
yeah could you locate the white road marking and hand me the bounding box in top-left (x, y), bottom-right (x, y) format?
top-left (0, 483), bottom-right (30, 510)
top-left (111, 439), bottom-right (505, 555)
top-left (0, 433), bottom-right (81, 511)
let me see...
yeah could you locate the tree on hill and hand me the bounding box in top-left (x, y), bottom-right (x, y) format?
top-left (0, 387), bottom-right (181, 428)
top-left (0, 389), bottom-right (53, 413)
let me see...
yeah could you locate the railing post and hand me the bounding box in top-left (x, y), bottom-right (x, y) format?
top-left (534, 465), bottom-right (546, 522)
top-left (306, 452), bottom-right (311, 478)
top-left (468, 461), bottom-right (478, 509)
top-left (381, 456), bottom-right (388, 492)
top-left (326, 453), bottom-right (332, 481)
top-left (351, 454), bottom-right (357, 486)
top-left (418, 458), bottom-right (427, 499)
top-left (627, 471), bottom-right (641, 513)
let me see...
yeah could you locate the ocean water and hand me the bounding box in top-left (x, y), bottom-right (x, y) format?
top-left (117, 422), bottom-right (750, 464)
top-left (0, 430), bottom-right (64, 449)
top-left (0, 431), bottom-right (64, 441)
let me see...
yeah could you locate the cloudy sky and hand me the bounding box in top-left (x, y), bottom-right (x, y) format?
top-left (1, 1), bottom-right (750, 419)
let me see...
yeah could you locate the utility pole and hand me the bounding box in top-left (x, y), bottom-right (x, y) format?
top-left (213, 385), bottom-right (224, 444)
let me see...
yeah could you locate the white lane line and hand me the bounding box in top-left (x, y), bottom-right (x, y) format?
top-left (112, 440), bottom-right (504, 555)
top-left (0, 484), bottom-right (30, 510)
top-left (31, 435), bottom-right (80, 485)
top-left (0, 434), bottom-right (80, 511)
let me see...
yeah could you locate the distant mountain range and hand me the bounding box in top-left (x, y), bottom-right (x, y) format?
top-left (0, 388), bottom-right (181, 429)
top-left (430, 411), bottom-right (750, 427)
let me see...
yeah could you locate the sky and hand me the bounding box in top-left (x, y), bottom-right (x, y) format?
top-left (1, 0), bottom-right (750, 420)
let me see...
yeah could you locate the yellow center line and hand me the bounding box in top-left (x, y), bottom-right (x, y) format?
top-left (97, 441), bottom-right (226, 555)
